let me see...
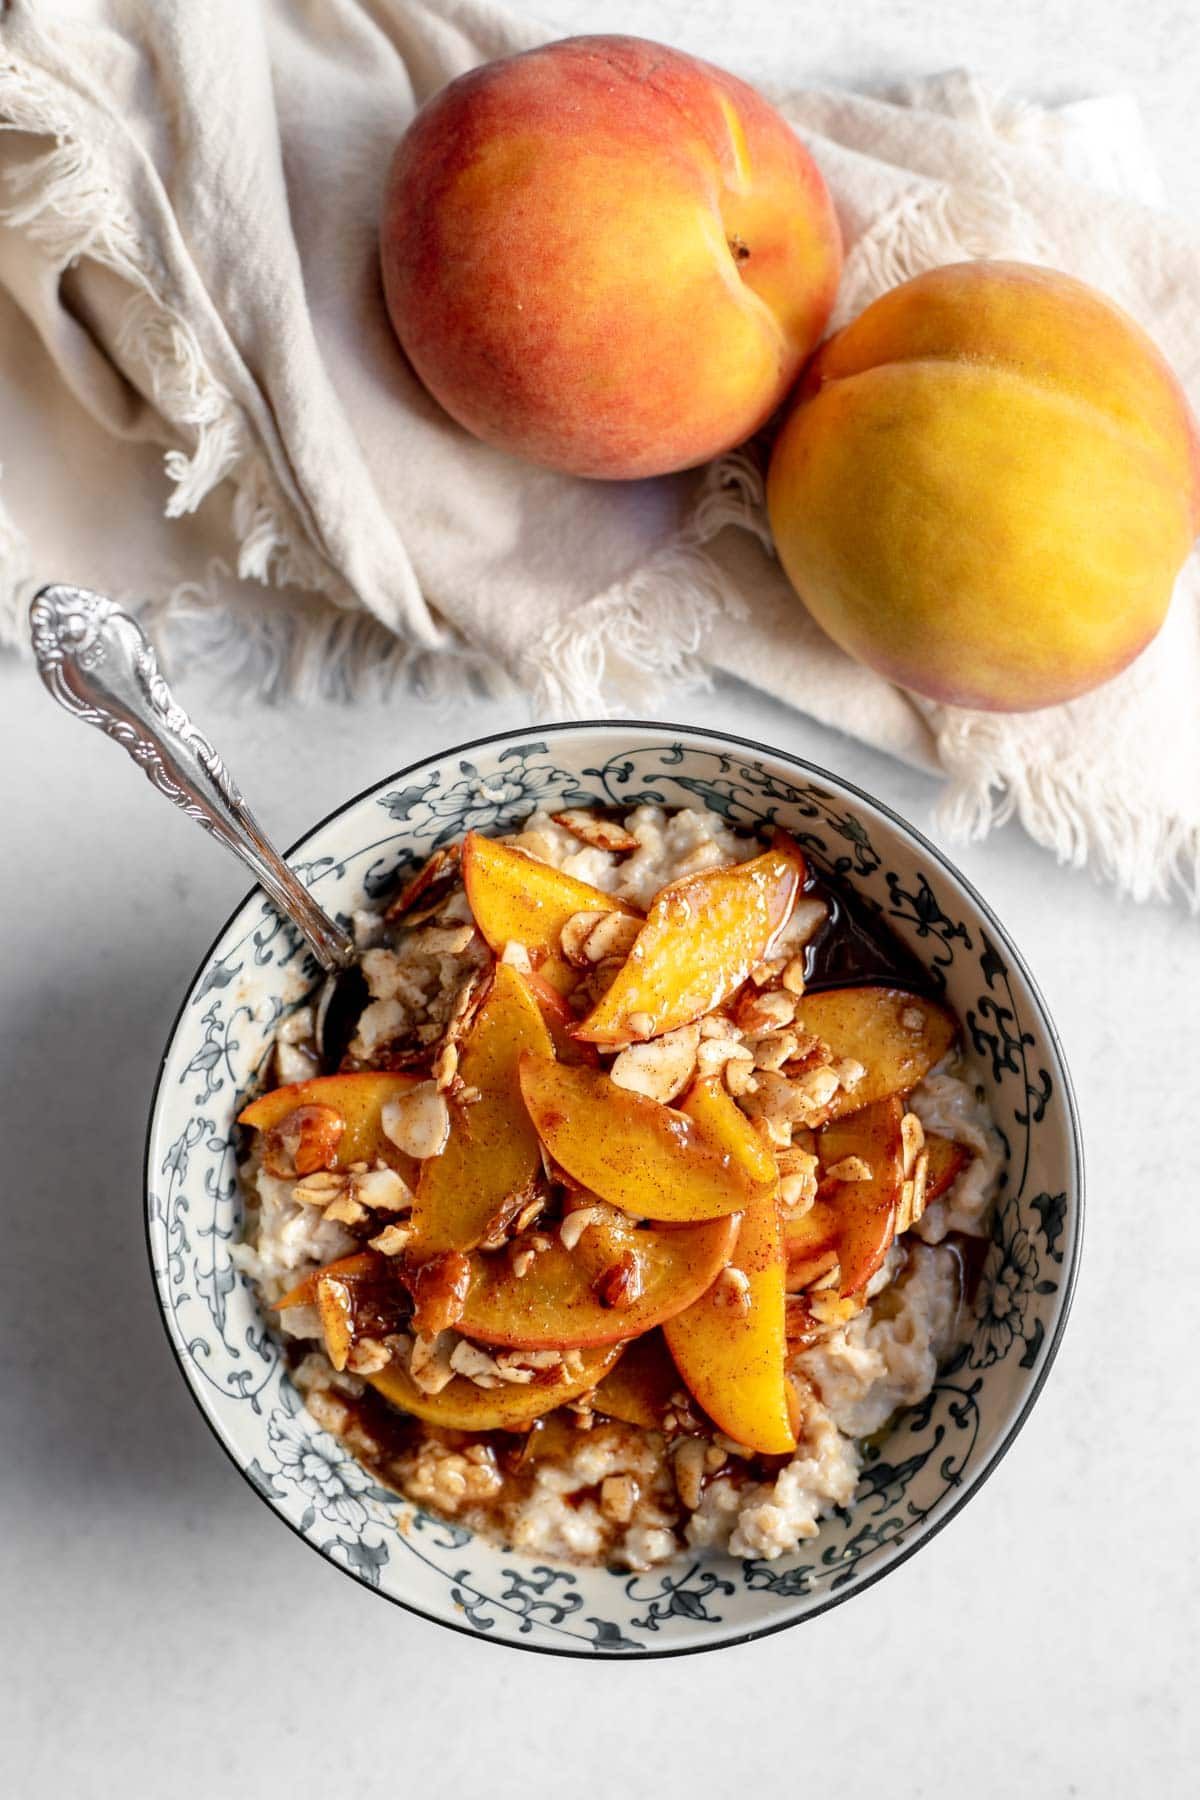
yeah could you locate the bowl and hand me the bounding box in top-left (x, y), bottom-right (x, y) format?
top-left (145, 721), bottom-right (1083, 1656)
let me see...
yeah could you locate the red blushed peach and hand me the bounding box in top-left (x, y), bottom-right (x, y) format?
top-left (381, 35), bottom-right (842, 479)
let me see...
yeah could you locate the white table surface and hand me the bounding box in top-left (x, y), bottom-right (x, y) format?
top-left (3, 3), bottom-right (1199, 1795)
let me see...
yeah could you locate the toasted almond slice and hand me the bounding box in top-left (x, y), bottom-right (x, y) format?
top-left (384, 843), bottom-right (461, 923)
top-left (410, 1330), bottom-right (457, 1394)
top-left (316, 1275), bottom-right (353, 1372)
top-left (781, 957), bottom-right (807, 996)
top-left (561, 910), bottom-right (611, 968)
top-left (824, 1155), bottom-right (873, 1183)
top-left (581, 911), bottom-right (642, 964)
top-left (381, 1082), bottom-right (451, 1160)
top-left (291, 1170), bottom-right (346, 1207)
top-left (738, 989), bottom-right (798, 1032)
top-left (552, 810), bottom-right (638, 853)
top-left (559, 1205), bottom-right (605, 1252)
top-left (354, 1166), bottom-right (413, 1212)
top-left (322, 1193), bottom-right (369, 1227)
top-left (610, 1023), bottom-right (700, 1105)
top-left (711, 1266), bottom-right (752, 1314)
top-left (369, 1222), bottom-right (414, 1256)
top-left (900, 1110), bottom-right (926, 1180)
top-left (696, 1036), bottom-right (754, 1079)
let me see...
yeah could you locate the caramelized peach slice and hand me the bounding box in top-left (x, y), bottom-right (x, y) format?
top-left (518, 1055), bottom-right (769, 1222)
top-left (592, 1331), bottom-right (682, 1429)
top-left (522, 968), bottom-right (599, 1066)
top-left (369, 1342), bottom-right (622, 1431)
top-left (784, 1096), bottom-right (905, 1295)
top-left (275, 1250), bottom-right (383, 1312)
top-left (461, 830), bottom-right (640, 995)
top-left (574, 834), bottom-right (805, 1045)
top-left (790, 986), bottom-right (957, 1117)
top-left (664, 1186), bottom-right (796, 1455)
top-left (239, 1072), bottom-right (423, 1186)
top-left (924, 1131), bottom-right (971, 1202)
top-left (681, 1075), bottom-right (778, 1186)
top-left (410, 963), bottom-right (554, 1253)
top-left (459, 1208), bottom-right (739, 1349)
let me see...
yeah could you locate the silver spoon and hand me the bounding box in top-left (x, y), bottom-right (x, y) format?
top-left (29, 583), bottom-right (367, 1065)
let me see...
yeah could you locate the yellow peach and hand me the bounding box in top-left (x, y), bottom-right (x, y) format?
top-left (767, 262), bottom-right (1200, 710)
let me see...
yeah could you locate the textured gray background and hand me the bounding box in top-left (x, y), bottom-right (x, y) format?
top-left (2, 2), bottom-right (1198, 1795)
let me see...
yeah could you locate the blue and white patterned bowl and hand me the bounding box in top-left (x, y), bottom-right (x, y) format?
top-left (145, 722), bottom-right (1083, 1656)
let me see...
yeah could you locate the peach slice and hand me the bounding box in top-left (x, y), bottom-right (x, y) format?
top-left (369, 1342), bottom-right (622, 1432)
top-left (681, 1075), bottom-right (778, 1186)
top-left (924, 1131), bottom-right (971, 1202)
top-left (518, 1055), bottom-right (769, 1222)
top-left (239, 1072), bottom-right (424, 1186)
top-left (664, 1186), bottom-right (796, 1455)
top-left (409, 963), bottom-right (554, 1254)
top-left (522, 968), bottom-right (599, 1067)
top-left (575, 835), bottom-right (806, 1045)
top-left (459, 1209), bottom-right (739, 1349)
top-left (790, 987), bottom-right (957, 1118)
top-left (275, 1250), bottom-right (384, 1313)
top-left (592, 1331), bottom-right (682, 1429)
top-left (461, 830), bottom-right (639, 995)
top-left (783, 1096), bottom-right (905, 1295)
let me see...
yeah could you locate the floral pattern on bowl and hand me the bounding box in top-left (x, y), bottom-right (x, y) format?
top-left (145, 723), bottom-right (1083, 1657)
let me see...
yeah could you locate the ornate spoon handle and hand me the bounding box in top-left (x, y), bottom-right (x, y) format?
top-left (29, 584), bottom-right (356, 971)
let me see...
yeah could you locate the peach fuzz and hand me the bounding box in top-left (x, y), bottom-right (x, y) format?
top-left (381, 35), bottom-right (842, 479)
top-left (766, 262), bottom-right (1200, 712)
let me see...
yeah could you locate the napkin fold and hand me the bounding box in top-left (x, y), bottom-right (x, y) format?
top-left (1, 0), bottom-right (1198, 905)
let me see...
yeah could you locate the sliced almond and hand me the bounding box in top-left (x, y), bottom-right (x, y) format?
top-left (316, 1275), bottom-right (353, 1372)
top-left (581, 910), bottom-right (642, 965)
top-left (346, 1336), bottom-right (390, 1375)
top-left (262, 1103), bottom-right (345, 1178)
top-left (354, 1166), bottom-right (413, 1212)
top-left (900, 1110), bottom-right (926, 1180)
top-left (561, 910), bottom-right (612, 967)
top-left (674, 1438), bottom-right (708, 1510)
top-left (593, 1249), bottom-right (645, 1310)
top-left (368, 1222), bottom-right (414, 1256)
top-left (696, 1037), bottom-right (754, 1079)
top-left (600, 1473), bottom-right (639, 1523)
top-left (781, 957), bottom-right (807, 996)
top-left (381, 1082), bottom-right (451, 1160)
top-left (711, 1266), bottom-right (752, 1315)
top-left (410, 1330), bottom-right (456, 1394)
top-left (824, 1155), bottom-right (873, 1183)
top-left (322, 1193), bottom-right (369, 1227)
top-left (384, 843), bottom-right (461, 923)
top-left (609, 1022), bottom-right (700, 1105)
top-left (291, 1170), bottom-right (347, 1208)
top-left (748, 1029), bottom-right (800, 1073)
top-left (559, 1205), bottom-right (605, 1252)
top-left (738, 988), bottom-right (798, 1033)
top-left (551, 809), bottom-right (638, 853)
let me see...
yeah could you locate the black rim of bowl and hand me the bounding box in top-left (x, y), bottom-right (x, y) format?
top-left (143, 718), bottom-right (1086, 1660)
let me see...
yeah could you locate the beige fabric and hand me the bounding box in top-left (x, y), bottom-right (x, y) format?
top-left (1, 0), bottom-right (1197, 902)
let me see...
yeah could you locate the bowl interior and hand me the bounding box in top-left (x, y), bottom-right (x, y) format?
top-left (145, 724), bottom-right (1081, 1656)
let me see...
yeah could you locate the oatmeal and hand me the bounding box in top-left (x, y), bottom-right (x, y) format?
top-left (234, 803), bottom-right (1001, 1570)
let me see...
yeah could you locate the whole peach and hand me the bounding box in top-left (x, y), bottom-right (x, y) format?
top-left (381, 35), bottom-right (842, 479)
top-left (766, 262), bottom-right (1200, 711)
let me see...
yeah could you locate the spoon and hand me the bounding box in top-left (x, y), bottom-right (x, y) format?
top-left (29, 583), bottom-right (367, 1068)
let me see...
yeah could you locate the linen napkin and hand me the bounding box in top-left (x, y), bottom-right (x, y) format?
top-left (1, 0), bottom-right (1197, 905)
